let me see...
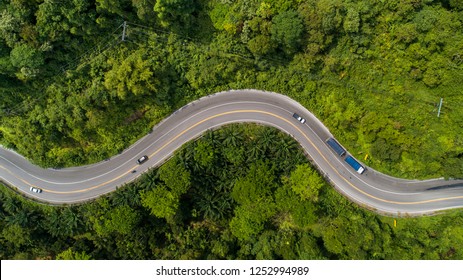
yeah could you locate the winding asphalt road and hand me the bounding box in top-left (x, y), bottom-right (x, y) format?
top-left (1, 89), bottom-right (463, 215)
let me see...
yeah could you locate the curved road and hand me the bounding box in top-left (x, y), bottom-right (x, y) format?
top-left (1, 89), bottom-right (463, 215)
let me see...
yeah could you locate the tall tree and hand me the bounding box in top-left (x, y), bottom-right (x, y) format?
top-left (93, 205), bottom-right (140, 236)
top-left (141, 185), bottom-right (179, 219)
top-left (271, 10), bottom-right (304, 54)
top-left (154, 0), bottom-right (198, 30)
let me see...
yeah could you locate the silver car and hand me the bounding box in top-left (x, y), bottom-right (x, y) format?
top-left (137, 155), bottom-right (149, 164)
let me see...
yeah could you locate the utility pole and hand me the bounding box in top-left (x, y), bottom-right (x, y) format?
top-left (437, 98), bottom-right (443, 117)
top-left (122, 21), bottom-right (127, 42)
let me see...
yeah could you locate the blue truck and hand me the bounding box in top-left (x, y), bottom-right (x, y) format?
top-left (345, 156), bottom-right (366, 174)
top-left (326, 138), bottom-right (346, 156)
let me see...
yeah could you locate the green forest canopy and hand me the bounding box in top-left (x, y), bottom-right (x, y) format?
top-left (0, 0), bottom-right (462, 178)
top-left (1, 0), bottom-right (463, 260)
top-left (2, 124), bottom-right (463, 260)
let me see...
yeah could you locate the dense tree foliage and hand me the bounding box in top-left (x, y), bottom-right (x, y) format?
top-left (270, 9), bottom-right (304, 54)
top-left (1, 124), bottom-right (463, 260)
top-left (0, 0), bottom-right (461, 178)
top-left (1, 0), bottom-right (463, 260)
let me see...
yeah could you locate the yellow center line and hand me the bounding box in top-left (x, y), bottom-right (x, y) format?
top-left (44, 168), bottom-right (137, 194)
top-left (2, 109), bottom-right (463, 205)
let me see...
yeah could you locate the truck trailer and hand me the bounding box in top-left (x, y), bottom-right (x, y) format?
top-left (326, 138), bottom-right (346, 156)
top-left (345, 155), bottom-right (365, 174)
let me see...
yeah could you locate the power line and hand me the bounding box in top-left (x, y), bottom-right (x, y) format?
top-left (60, 23), bottom-right (124, 71)
top-left (5, 23), bottom-right (125, 116)
top-left (124, 22), bottom-right (293, 68)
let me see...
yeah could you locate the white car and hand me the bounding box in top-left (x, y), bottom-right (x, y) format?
top-left (292, 113), bottom-right (306, 124)
top-left (30, 187), bottom-right (42, 193)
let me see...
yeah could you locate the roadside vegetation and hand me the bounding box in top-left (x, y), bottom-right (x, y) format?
top-left (2, 124), bottom-right (463, 260)
top-left (1, 0), bottom-right (462, 178)
top-left (1, 0), bottom-right (463, 259)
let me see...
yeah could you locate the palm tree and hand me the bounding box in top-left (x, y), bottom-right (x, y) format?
top-left (139, 169), bottom-right (157, 190)
top-left (43, 210), bottom-right (62, 237)
top-left (257, 128), bottom-right (277, 154)
top-left (5, 208), bottom-right (36, 228)
top-left (197, 191), bottom-right (232, 221)
top-left (215, 171), bottom-right (235, 193)
top-left (220, 125), bottom-right (244, 147)
top-left (274, 137), bottom-right (297, 161)
top-left (61, 207), bottom-right (81, 236)
top-left (177, 141), bottom-right (196, 169)
top-left (112, 185), bottom-right (141, 207)
top-left (247, 141), bottom-right (263, 162)
top-left (2, 195), bottom-right (20, 215)
top-left (205, 129), bottom-right (221, 148)
top-left (289, 147), bottom-right (307, 166)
